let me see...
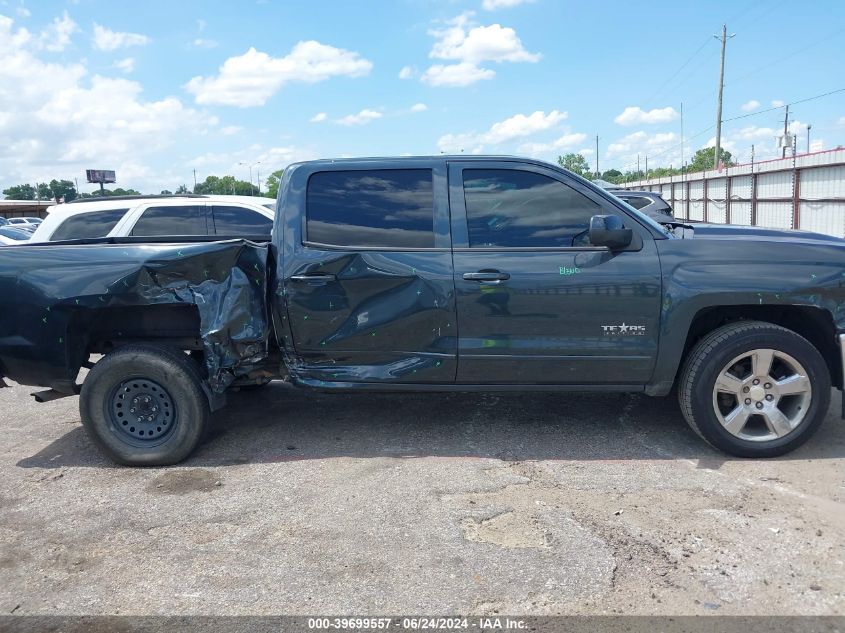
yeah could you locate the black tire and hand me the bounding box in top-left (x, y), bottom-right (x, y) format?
top-left (80, 345), bottom-right (210, 466)
top-left (678, 320), bottom-right (830, 457)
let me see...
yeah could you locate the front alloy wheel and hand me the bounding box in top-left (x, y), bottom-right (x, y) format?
top-left (712, 348), bottom-right (812, 441)
top-left (679, 321), bottom-right (830, 457)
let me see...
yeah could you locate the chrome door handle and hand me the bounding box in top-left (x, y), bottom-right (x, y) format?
top-left (290, 273), bottom-right (337, 283)
top-left (463, 271), bottom-right (510, 282)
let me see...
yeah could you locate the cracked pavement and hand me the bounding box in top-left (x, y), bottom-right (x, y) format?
top-left (1, 380), bottom-right (844, 615)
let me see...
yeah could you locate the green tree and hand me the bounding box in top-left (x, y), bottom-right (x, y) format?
top-left (175, 185), bottom-right (189, 194)
top-left (687, 147), bottom-right (733, 173)
top-left (2, 184), bottom-right (36, 200)
top-left (600, 169), bottom-right (623, 184)
top-left (193, 175), bottom-right (253, 195)
top-left (35, 183), bottom-right (53, 200)
top-left (647, 166), bottom-right (680, 179)
top-left (557, 153), bottom-right (592, 179)
top-left (160, 189), bottom-right (173, 195)
top-left (265, 169), bottom-right (284, 199)
top-left (77, 187), bottom-right (142, 199)
top-left (49, 179), bottom-right (77, 202)
top-left (4, 180), bottom-right (77, 201)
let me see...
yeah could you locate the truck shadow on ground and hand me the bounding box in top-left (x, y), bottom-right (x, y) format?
top-left (17, 383), bottom-right (845, 469)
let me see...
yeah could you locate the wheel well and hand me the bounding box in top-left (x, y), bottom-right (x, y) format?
top-left (682, 305), bottom-right (841, 389)
top-left (68, 305), bottom-right (203, 374)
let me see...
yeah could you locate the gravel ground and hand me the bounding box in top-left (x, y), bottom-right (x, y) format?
top-left (0, 379), bottom-right (843, 616)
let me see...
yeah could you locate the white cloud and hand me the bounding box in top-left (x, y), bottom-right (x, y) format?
top-left (113, 57), bottom-right (134, 73)
top-left (398, 65), bottom-right (415, 79)
top-left (838, 117), bottom-right (845, 126)
top-left (732, 125), bottom-right (776, 141)
top-left (17, 6), bottom-right (31, 18)
top-left (740, 99), bottom-right (760, 112)
top-left (771, 99), bottom-right (785, 107)
top-left (485, 110), bottom-right (567, 143)
top-left (605, 130), bottom-right (682, 170)
top-left (185, 41), bottom-right (373, 107)
top-left (309, 112), bottom-right (328, 123)
top-left (0, 15), bottom-right (216, 192)
top-left (220, 125), bottom-right (242, 135)
top-left (437, 132), bottom-right (484, 154)
top-left (187, 144), bottom-right (317, 176)
top-left (410, 103), bottom-right (427, 113)
top-left (614, 106), bottom-right (679, 126)
top-left (192, 38), bottom-right (218, 49)
top-left (40, 11), bottom-right (78, 52)
top-left (518, 133), bottom-right (588, 157)
top-left (92, 23), bottom-right (150, 51)
top-left (421, 62), bottom-right (495, 87)
top-left (705, 119), bottom-right (812, 164)
top-left (430, 15), bottom-right (540, 64)
top-left (335, 109), bottom-right (382, 126)
top-left (482, 0), bottom-right (534, 9)
top-left (437, 110), bottom-right (569, 153)
top-left (422, 13), bottom-right (539, 87)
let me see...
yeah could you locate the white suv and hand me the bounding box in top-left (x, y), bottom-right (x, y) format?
top-left (31, 195), bottom-right (275, 242)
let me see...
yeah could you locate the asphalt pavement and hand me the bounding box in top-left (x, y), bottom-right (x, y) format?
top-left (1, 379), bottom-right (843, 615)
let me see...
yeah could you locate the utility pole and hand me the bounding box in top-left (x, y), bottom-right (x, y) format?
top-left (637, 154), bottom-right (640, 176)
top-left (713, 24), bottom-right (735, 169)
top-left (807, 124), bottom-right (812, 153)
top-left (193, 169), bottom-right (197, 192)
top-left (680, 101), bottom-right (684, 176)
top-left (645, 155), bottom-right (648, 181)
top-left (595, 135), bottom-right (599, 178)
top-left (782, 105), bottom-right (790, 159)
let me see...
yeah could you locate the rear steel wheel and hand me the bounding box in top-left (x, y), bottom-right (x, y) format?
top-left (80, 344), bottom-right (209, 466)
top-left (108, 378), bottom-right (177, 446)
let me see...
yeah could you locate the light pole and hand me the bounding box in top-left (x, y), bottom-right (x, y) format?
top-left (807, 124), bottom-right (812, 153)
top-left (239, 161), bottom-right (261, 195)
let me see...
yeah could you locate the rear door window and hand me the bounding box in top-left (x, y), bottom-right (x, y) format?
top-left (306, 169), bottom-right (435, 248)
top-left (130, 205), bottom-right (207, 236)
top-left (621, 196), bottom-right (652, 210)
top-left (211, 205), bottom-right (273, 236)
top-left (50, 209), bottom-right (129, 240)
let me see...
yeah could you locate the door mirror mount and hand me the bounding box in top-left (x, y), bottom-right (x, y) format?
top-left (589, 215), bottom-right (633, 250)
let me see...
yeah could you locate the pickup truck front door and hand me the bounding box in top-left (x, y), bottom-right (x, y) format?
top-left (278, 161), bottom-right (457, 385)
top-left (448, 161), bottom-right (662, 385)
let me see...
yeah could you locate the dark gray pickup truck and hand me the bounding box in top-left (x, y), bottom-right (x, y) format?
top-left (1, 156), bottom-right (843, 465)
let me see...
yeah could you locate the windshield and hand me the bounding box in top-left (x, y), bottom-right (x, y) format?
top-left (0, 227), bottom-right (32, 240)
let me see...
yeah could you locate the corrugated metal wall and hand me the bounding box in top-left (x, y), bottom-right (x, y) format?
top-left (620, 149), bottom-right (845, 237)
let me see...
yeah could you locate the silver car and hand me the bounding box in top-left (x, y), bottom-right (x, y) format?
top-left (610, 190), bottom-right (675, 224)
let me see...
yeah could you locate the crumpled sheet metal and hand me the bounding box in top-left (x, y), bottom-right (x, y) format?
top-left (0, 240), bottom-right (269, 393)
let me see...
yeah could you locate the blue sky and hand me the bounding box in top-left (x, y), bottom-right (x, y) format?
top-left (1, 0), bottom-right (843, 194)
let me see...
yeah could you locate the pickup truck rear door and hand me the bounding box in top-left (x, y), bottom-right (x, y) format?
top-left (448, 160), bottom-right (662, 385)
top-left (278, 160), bottom-right (457, 385)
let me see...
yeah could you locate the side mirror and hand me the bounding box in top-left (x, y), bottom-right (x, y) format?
top-left (589, 215), bottom-right (633, 249)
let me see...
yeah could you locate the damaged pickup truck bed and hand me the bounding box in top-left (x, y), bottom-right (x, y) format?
top-left (1, 156), bottom-right (844, 465)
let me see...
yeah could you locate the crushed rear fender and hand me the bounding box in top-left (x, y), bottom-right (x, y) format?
top-left (0, 239), bottom-right (270, 393)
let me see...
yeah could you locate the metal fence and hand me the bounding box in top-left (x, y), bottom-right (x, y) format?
top-left (619, 148), bottom-right (845, 238)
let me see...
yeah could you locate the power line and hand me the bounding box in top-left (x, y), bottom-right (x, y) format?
top-left (722, 87), bottom-right (845, 124)
top-left (613, 86), bottom-right (845, 173)
top-left (726, 25), bottom-right (845, 86)
top-left (643, 37), bottom-right (712, 107)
